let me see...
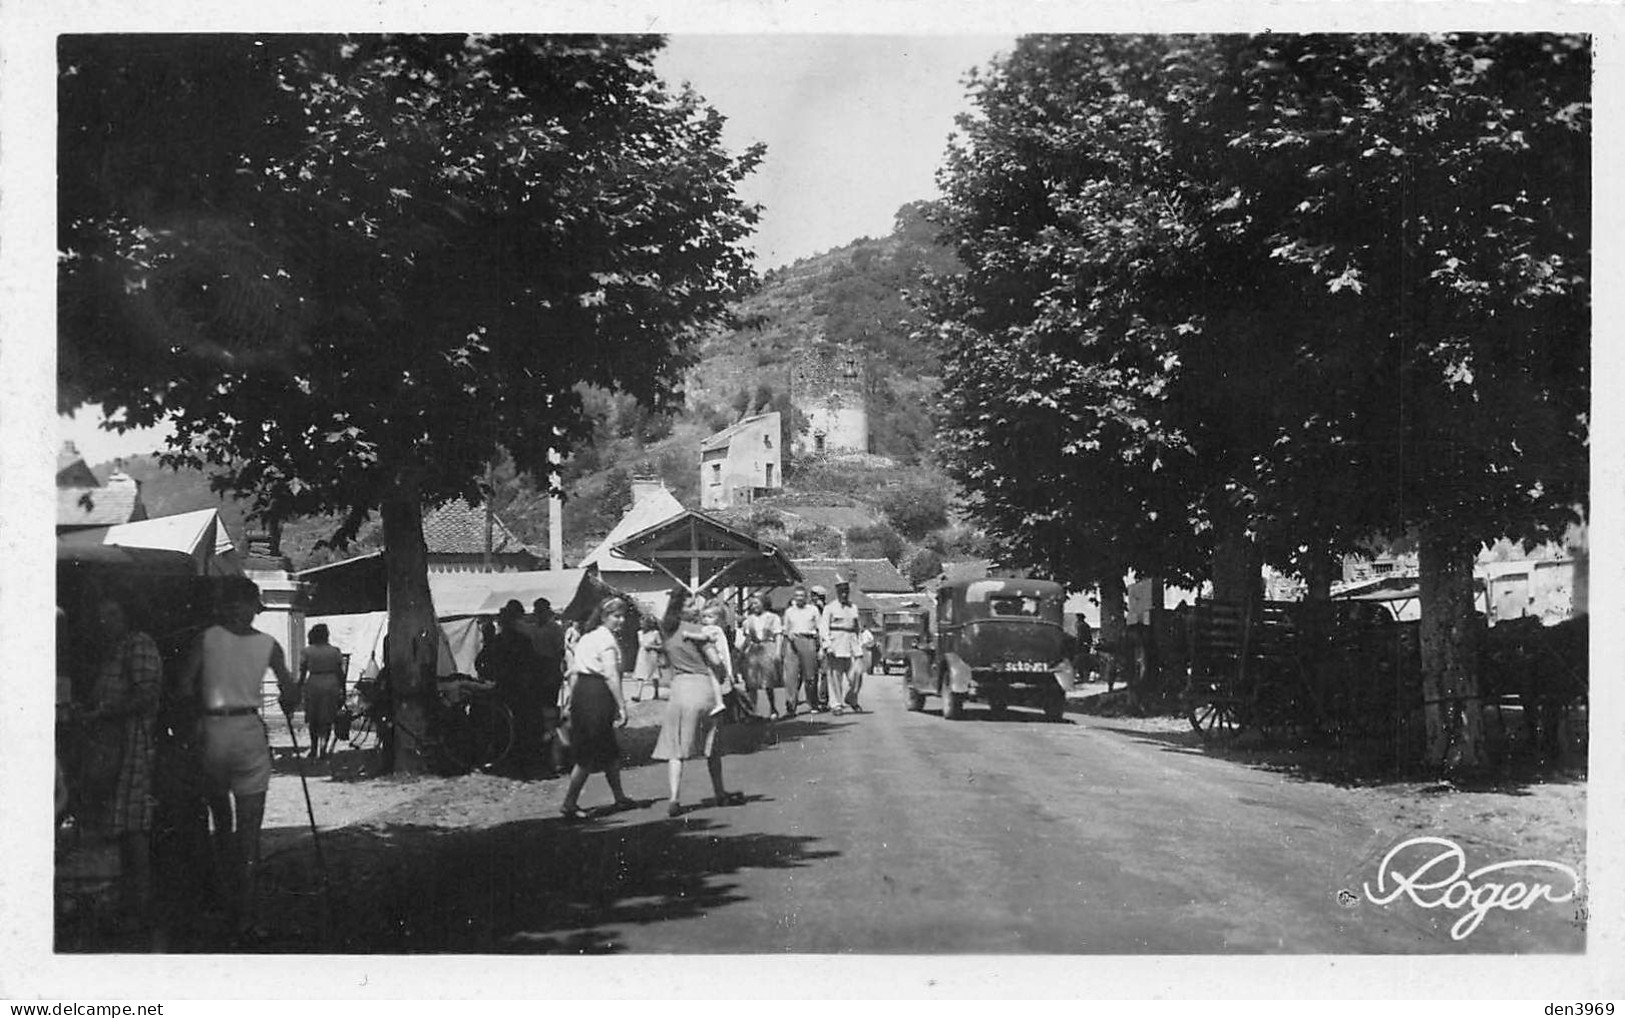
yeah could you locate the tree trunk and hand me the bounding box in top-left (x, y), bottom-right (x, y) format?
top-left (1303, 547), bottom-right (1336, 602)
top-left (1417, 521), bottom-right (1485, 772)
top-left (380, 476), bottom-right (441, 775)
top-left (1097, 572), bottom-right (1127, 692)
top-left (1211, 506), bottom-right (1262, 606)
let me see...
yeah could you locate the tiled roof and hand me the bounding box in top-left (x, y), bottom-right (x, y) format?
top-left (699, 412), bottom-right (778, 453)
top-left (421, 498), bottom-right (527, 555)
top-left (57, 476), bottom-right (145, 528)
top-left (766, 571), bottom-right (882, 612)
top-left (791, 557), bottom-right (913, 593)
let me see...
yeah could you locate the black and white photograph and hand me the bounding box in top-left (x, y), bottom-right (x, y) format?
top-left (1, 0), bottom-right (1619, 1003)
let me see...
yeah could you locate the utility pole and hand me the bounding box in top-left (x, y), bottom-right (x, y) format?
top-left (548, 443), bottom-right (564, 570)
top-left (482, 461), bottom-right (495, 573)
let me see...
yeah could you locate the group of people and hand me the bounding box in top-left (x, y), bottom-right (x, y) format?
top-left (474, 596), bottom-right (572, 776)
top-left (736, 580), bottom-right (876, 720)
top-left (57, 575), bottom-right (884, 939)
top-left (59, 575), bottom-right (303, 944)
top-left (504, 588), bottom-right (748, 820)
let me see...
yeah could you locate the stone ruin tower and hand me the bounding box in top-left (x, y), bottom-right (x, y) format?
top-left (790, 340), bottom-right (870, 457)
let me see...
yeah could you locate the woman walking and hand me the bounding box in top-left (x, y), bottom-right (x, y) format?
top-left (736, 594), bottom-right (784, 719)
top-left (630, 615), bottom-right (666, 702)
top-left (298, 624), bottom-right (346, 759)
top-left (557, 597), bottom-right (638, 820)
top-left (652, 591), bottom-right (744, 817)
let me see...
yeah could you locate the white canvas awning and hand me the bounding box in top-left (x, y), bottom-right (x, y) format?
top-left (427, 568), bottom-right (594, 618)
top-left (305, 611), bottom-right (464, 686)
top-left (56, 508), bottom-right (240, 576)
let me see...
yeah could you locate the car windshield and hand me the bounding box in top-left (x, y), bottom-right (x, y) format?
top-left (987, 595), bottom-right (1043, 617)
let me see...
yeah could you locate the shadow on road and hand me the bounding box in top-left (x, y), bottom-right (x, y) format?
top-left (934, 705), bottom-right (1075, 725)
top-left (1093, 722), bottom-right (1586, 793)
top-left (69, 807), bottom-right (839, 954)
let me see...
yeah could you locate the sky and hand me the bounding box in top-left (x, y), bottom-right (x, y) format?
top-left (57, 34), bottom-right (1012, 466)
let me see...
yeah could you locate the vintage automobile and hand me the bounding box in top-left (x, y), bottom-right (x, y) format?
top-left (905, 578), bottom-right (1077, 721)
top-left (878, 606), bottom-right (930, 674)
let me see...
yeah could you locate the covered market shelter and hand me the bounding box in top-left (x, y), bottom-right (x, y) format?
top-left (609, 508), bottom-right (801, 601)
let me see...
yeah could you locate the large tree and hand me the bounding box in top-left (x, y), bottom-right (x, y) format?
top-left (923, 35), bottom-right (1291, 664)
top-left (59, 34), bottom-right (763, 770)
top-left (1221, 34), bottom-right (1589, 767)
top-left (926, 34), bottom-right (1588, 769)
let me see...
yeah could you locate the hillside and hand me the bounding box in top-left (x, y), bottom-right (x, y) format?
top-left (84, 201), bottom-right (978, 574)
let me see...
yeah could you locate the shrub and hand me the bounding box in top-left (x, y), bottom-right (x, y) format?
top-left (904, 547), bottom-right (943, 588)
top-left (846, 522), bottom-right (905, 565)
top-left (878, 480), bottom-right (949, 540)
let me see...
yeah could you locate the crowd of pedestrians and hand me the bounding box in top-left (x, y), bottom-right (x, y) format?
top-left (57, 572), bottom-right (884, 946)
top-left (744, 579), bottom-right (876, 719)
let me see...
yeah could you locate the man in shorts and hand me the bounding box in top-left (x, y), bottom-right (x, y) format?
top-left (176, 575), bottom-right (297, 940)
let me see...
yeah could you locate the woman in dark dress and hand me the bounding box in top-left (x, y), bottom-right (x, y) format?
top-left (299, 624), bottom-right (346, 759)
top-left (557, 597), bottom-right (637, 820)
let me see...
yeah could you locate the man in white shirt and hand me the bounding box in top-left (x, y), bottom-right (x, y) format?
top-left (821, 580), bottom-right (865, 715)
top-left (780, 587), bottom-right (823, 716)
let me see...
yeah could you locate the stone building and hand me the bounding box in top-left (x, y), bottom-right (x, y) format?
top-left (790, 342), bottom-right (869, 457)
top-left (699, 411), bottom-right (782, 509)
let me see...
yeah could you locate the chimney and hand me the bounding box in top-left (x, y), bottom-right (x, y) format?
top-left (630, 475), bottom-right (667, 508)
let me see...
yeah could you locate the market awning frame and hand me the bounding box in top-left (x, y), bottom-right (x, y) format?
top-left (610, 509), bottom-right (801, 595)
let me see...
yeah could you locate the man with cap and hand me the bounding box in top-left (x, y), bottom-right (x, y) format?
top-left (821, 579), bottom-right (865, 715)
top-left (175, 575), bottom-right (298, 940)
top-left (779, 586), bottom-right (822, 716)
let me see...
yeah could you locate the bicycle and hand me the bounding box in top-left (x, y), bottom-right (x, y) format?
top-left (347, 675), bottom-right (515, 774)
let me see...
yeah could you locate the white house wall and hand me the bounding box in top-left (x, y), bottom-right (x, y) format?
top-left (701, 413), bottom-right (783, 509)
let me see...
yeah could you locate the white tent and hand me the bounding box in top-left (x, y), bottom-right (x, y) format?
top-left (56, 507), bottom-right (240, 575)
top-left (306, 611), bottom-right (466, 687)
top-left (428, 568), bottom-right (593, 618)
top-left (307, 569), bottom-right (601, 685)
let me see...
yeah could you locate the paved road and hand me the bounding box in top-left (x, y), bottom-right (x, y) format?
top-left (491, 673), bottom-right (1583, 955)
top-left (185, 670), bottom-right (1583, 957)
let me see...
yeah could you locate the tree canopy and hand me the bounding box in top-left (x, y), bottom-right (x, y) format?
top-left (59, 34), bottom-right (765, 770)
top-left (925, 33), bottom-right (1588, 588)
top-left (924, 32), bottom-right (1589, 768)
top-left (60, 34), bottom-right (763, 539)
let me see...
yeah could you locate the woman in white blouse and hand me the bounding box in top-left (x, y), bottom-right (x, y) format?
top-left (558, 598), bottom-right (638, 820)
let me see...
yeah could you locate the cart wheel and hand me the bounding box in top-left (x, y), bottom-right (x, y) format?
top-left (905, 686), bottom-right (925, 712)
top-left (1189, 698), bottom-right (1241, 741)
top-left (941, 687), bottom-right (963, 720)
